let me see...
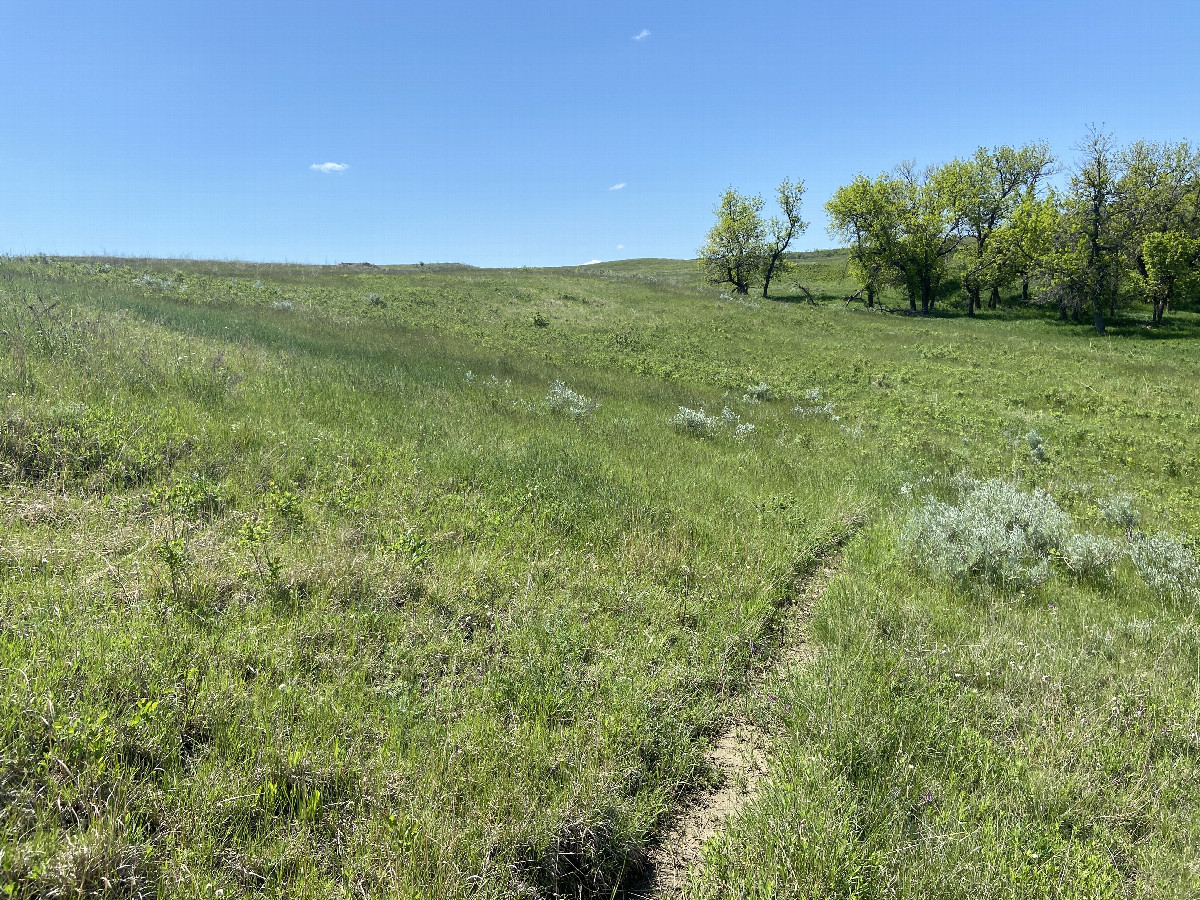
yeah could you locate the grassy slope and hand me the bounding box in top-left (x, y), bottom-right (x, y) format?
top-left (0, 254), bottom-right (1198, 898)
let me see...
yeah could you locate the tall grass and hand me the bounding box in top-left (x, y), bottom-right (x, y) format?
top-left (1, 253), bottom-right (1198, 897)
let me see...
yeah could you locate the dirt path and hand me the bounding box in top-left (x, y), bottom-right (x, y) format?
top-left (625, 552), bottom-right (844, 898)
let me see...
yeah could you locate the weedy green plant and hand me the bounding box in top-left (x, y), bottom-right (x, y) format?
top-left (238, 513), bottom-right (283, 587)
top-left (148, 476), bottom-right (218, 602)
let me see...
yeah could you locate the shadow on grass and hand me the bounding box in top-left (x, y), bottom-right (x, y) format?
top-left (767, 289), bottom-right (1200, 339)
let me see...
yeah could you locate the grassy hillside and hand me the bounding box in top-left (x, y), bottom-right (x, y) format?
top-left (1, 254), bottom-right (1198, 898)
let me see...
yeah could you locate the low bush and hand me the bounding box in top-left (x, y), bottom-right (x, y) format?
top-left (742, 382), bottom-right (773, 403)
top-left (1060, 532), bottom-right (1123, 578)
top-left (1098, 493), bottom-right (1141, 532)
top-left (904, 478), bottom-right (1071, 588)
top-left (793, 388), bottom-right (837, 420)
top-left (669, 406), bottom-right (720, 437)
top-left (1024, 428), bottom-right (1047, 464)
top-left (546, 381), bottom-right (598, 419)
top-left (1128, 532), bottom-right (1199, 602)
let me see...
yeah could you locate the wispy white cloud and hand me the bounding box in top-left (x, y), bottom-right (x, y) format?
top-left (616, 244), bottom-right (624, 249)
top-left (582, 259), bottom-right (602, 265)
top-left (633, 28), bottom-right (650, 41)
top-left (608, 182), bottom-right (626, 191)
top-left (310, 162), bottom-right (349, 173)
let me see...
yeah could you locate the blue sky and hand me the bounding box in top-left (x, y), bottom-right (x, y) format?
top-left (3, 0), bottom-right (1199, 266)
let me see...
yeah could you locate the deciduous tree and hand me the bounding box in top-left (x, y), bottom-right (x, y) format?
top-left (825, 175), bottom-right (887, 308)
top-left (1043, 128), bottom-right (1126, 335)
top-left (698, 188), bottom-right (767, 294)
top-left (947, 144), bottom-right (1055, 315)
top-left (1116, 140), bottom-right (1200, 324)
top-left (1134, 230), bottom-right (1199, 325)
top-left (759, 179), bottom-right (809, 298)
top-left (827, 164), bottom-right (963, 314)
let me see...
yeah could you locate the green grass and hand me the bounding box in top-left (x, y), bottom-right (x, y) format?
top-left (0, 253), bottom-right (1198, 898)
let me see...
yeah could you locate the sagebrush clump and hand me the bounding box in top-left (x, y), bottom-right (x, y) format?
top-left (1098, 493), bottom-right (1141, 532)
top-left (546, 381), bottom-right (598, 419)
top-left (904, 478), bottom-right (1071, 587)
top-left (742, 382), bottom-right (773, 404)
top-left (1024, 429), bottom-right (1047, 464)
top-left (905, 477), bottom-right (1198, 599)
top-left (1060, 532), bottom-right (1123, 578)
top-left (794, 387), bottom-right (837, 419)
top-left (670, 404), bottom-right (756, 440)
top-left (1128, 532), bottom-right (1199, 602)
top-left (669, 406), bottom-right (720, 437)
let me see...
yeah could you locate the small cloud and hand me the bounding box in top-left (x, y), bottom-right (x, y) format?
top-left (310, 162), bottom-right (349, 173)
top-left (608, 182), bottom-right (626, 191)
top-left (633, 28), bottom-right (650, 41)
top-left (616, 244), bottom-right (624, 249)
top-left (582, 259), bottom-right (602, 265)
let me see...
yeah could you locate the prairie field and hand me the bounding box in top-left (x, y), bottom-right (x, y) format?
top-left (1, 253), bottom-right (1198, 898)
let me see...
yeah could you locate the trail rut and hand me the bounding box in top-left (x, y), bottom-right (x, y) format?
top-left (626, 551), bottom-right (845, 898)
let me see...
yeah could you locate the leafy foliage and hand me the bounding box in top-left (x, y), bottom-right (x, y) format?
top-left (699, 180), bottom-right (807, 297)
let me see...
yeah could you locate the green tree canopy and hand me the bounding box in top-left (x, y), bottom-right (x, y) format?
top-left (826, 163), bottom-right (963, 314)
top-left (698, 188), bottom-right (767, 295)
top-left (758, 179), bottom-right (808, 299)
top-left (945, 143), bottom-right (1055, 315)
top-left (698, 181), bottom-right (808, 297)
top-left (1116, 140), bottom-right (1200, 324)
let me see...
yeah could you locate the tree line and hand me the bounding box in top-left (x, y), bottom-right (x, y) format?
top-left (699, 129), bottom-right (1200, 334)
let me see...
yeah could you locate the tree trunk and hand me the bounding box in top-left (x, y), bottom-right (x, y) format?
top-left (866, 285), bottom-right (875, 308)
top-left (989, 286), bottom-right (1001, 309)
top-left (965, 284), bottom-right (979, 317)
top-left (1021, 276), bottom-right (1030, 304)
top-left (761, 250), bottom-right (782, 299)
top-left (733, 266), bottom-right (749, 294)
top-left (1094, 305), bottom-right (1107, 336)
